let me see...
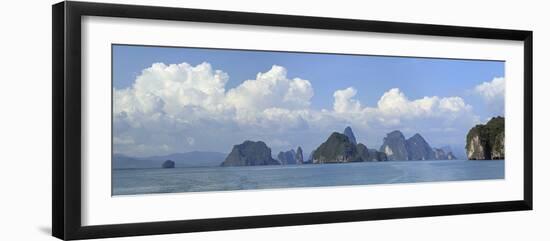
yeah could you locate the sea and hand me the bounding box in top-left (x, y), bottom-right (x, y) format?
top-left (112, 159), bottom-right (504, 195)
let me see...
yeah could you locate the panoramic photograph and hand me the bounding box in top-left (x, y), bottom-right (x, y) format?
top-left (112, 44), bottom-right (505, 196)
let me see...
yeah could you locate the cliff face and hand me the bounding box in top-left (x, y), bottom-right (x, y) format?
top-left (357, 143), bottom-right (387, 161)
top-left (277, 149), bottom-right (297, 165)
top-left (434, 148), bottom-right (447, 160)
top-left (296, 147), bottom-right (304, 164)
top-left (491, 132), bottom-right (505, 159)
top-left (312, 127), bottom-right (387, 163)
top-left (371, 150), bottom-right (388, 161)
top-left (306, 152), bottom-right (313, 164)
top-left (466, 116), bottom-right (505, 160)
top-left (221, 141), bottom-right (280, 166)
top-left (405, 134), bottom-right (435, 160)
top-left (434, 148), bottom-right (456, 160)
top-left (277, 146), bottom-right (305, 165)
top-left (312, 132), bottom-right (362, 163)
top-left (466, 131), bottom-right (489, 160)
top-left (343, 126), bottom-right (357, 145)
top-left (380, 131), bottom-right (454, 161)
top-left (369, 149), bottom-right (388, 162)
top-left (379, 131), bottom-right (409, 160)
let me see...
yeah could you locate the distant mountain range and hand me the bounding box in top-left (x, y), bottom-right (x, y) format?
top-left (113, 151), bottom-right (226, 169)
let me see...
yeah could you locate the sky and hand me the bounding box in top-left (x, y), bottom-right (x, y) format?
top-left (112, 44), bottom-right (505, 158)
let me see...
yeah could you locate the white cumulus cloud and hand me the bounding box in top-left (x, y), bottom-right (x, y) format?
top-left (226, 65), bottom-right (313, 111)
top-left (113, 63), bottom-right (315, 156)
top-left (376, 88), bottom-right (472, 118)
top-left (474, 77), bottom-right (505, 115)
top-left (332, 87), bottom-right (473, 122)
top-left (475, 77), bottom-right (505, 101)
top-left (333, 87), bottom-right (362, 113)
top-left (123, 62), bottom-right (229, 114)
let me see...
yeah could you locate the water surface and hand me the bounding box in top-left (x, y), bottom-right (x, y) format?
top-left (112, 160), bottom-right (504, 195)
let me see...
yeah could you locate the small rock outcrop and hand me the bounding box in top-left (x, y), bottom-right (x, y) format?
top-left (306, 152), bottom-right (314, 164)
top-left (379, 131), bottom-right (409, 161)
top-left (369, 148), bottom-right (388, 161)
top-left (434, 148), bottom-right (447, 160)
top-left (312, 132), bottom-right (362, 163)
top-left (447, 152), bottom-right (457, 160)
top-left (277, 149), bottom-right (297, 165)
top-left (466, 116), bottom-right (505, 160)
top-left (356, 143), bottom-right (387, 161)
top-left (277, 146), bottom-right (305, 165)
top-left (405, 133), bottom-right (435, 160)
top-left (221, 141), bottom-right (280, 166)
top-left (433, 148), bottom-right (457, 160)
top-left (296, 146), bottom-right (304, 164)
top-left (162, 160), bottom-right (175, 168)
top-left (343, 126), bottom-right (357, 145)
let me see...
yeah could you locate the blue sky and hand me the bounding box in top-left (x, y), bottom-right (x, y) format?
top-left (112, 44), bottom-right (504, 158)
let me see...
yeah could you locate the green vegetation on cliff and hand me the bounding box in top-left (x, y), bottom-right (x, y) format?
top-left (466, 116), bottom-right (505, 160)
top-left (221, 141), bottom-right (280, 166)
top-left (312, 132), bottom-right (362, 163)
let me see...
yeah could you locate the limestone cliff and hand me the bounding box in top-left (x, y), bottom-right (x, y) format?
top-left (343, 126), bottom-right (357, 145)
top-left (312, 132), bottom-right (362, 163)
top-left (466, 116), bottom-right (505, 160)
top-left (296, 146), bottom-right (304, 164)
top-left (277, 149), bottom-right (297, 165)
top-left (379, 131), bottom-right (409, 160)
top-left (405, 133), bottom-right (435, 160)
top-left (433, 148), bottom-right (457, 160)
top-left (221, 141), bottom-right (280, 166)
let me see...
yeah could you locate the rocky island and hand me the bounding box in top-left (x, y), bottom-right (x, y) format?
top-left (434, 147), bottom-right (457, 160)
top-left (466, 116), bottom-right (505, 160)
top-left (312, 132), bottom-right (363, 163)
top-left (379, 131), bottom-right (409, 160)
top-left (220, 140), bottom-right (280, 166)
top-left (311, 127), bottom-right (387, 163)
top-left (161, 160), bottom-right (175, 168)
top-left (406, 133), bottom-right (436, 160)
top-left (277, 146), bottom-right (304, 165)
top-left (379, 131), bottom-right (456, 161)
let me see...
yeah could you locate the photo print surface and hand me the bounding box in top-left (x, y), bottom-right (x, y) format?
top-left (112, 44), bottom-right (505, 195)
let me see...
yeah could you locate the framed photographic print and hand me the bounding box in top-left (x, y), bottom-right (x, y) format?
top-left (52, 1), bottom-right (533, 240)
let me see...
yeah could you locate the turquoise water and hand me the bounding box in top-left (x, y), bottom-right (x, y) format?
top-left (112, 160), bottom-right (504, 195)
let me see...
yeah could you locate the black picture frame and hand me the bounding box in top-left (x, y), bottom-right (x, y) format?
top-left (52, 1), bottom-right (533, 240)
